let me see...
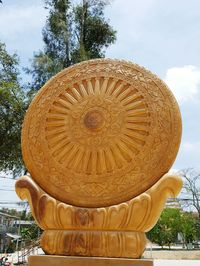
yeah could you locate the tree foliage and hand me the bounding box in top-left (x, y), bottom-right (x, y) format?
top-left (20, 224), bottom-right (41, 241)
top-left (0, 42), bottom-right (28, 175)
top-left (28, 0), bottom-right (116, 90)
top-left (180, 212), bottom-right (198, 248)
top-left (147, 208), bottom-right (199, 248)
top-left (0, 1), bottom-right (116, 175)
top-left (147, 208), bottom-right (182, 248)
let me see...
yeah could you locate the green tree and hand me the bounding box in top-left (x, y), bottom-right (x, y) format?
top-left (148, 208), bottom-right (200, 249)
top-left (181, 212), bottom-right (199, 248)
top-left (28, 0), bottom-right (116, 90)
top-left (0, 42), bottom-right (28, 176)
top-left (147, 208), bottom-right (182, 249)
top-left (72, 0), bottom-right (116, 62)
top-left (20, 224), bottom-right (41, 241)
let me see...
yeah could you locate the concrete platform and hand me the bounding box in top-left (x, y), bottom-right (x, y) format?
top-left (28, 255), bottom-right (153, 266)
top-left (154, 260), bottom-right (200, 266)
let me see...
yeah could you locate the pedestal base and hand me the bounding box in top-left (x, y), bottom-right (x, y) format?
top-left (16, 175), bottom-right (182, 260)
top-left (41, 230), bottom-right (146, 258)
top-left (28, 255), bottom-right (153, 266)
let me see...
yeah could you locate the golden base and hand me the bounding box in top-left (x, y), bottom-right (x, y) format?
top-left (16, 174), bottom-right (182, 259)
top-left (41, 230), bottom-right (146, 258)
top-left (28, 255), bottom-right (153, 266)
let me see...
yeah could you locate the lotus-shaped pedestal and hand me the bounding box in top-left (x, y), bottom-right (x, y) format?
top-left (16, 173), bottom-right (182, 258)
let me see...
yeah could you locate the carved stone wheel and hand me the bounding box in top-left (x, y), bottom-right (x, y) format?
top-left (22, 59), bottom-right (182, 207)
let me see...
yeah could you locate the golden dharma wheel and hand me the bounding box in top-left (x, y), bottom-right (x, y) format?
top-left (22, 59), bottom-right (182, 207)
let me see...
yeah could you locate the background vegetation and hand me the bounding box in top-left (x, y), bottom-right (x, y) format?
top-left (0, 0), bottom-right (116, 174)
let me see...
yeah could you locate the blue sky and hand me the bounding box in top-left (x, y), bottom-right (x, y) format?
top-left (0, 0), bottom-right (200, 206)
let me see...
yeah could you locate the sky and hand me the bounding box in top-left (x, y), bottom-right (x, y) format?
top-left (0, 0), bottom-right (200, 207)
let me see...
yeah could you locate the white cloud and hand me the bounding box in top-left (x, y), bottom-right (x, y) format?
top-left (181, 141), bottom-right (200, 152)
top-left (164, 65), bottom-right (200, 104)
top-left (0, 1), bottom-right (48, 67)
top-left (0, 3), bottom-right (47, 40)
top-left (173, 141), bottom-right (200, 170)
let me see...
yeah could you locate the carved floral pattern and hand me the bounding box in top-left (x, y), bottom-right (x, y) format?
top-left (21, 59), bottom-right (182, 207)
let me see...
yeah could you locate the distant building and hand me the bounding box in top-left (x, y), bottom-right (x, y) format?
top-left (13, 220), bottom-right (34, 227)
top-left (0, 211), bottom-right (36, 253)
top-left (0, 212), bottom-right (19, 252)
top-left (165, 198), bottom-right (182, 210)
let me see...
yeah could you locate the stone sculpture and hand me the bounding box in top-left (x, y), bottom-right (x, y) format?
top-left (15, 59), bottom-right (182, 266)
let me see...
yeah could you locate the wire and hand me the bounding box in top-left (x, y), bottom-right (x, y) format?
top-left (168, 197), bottom-right (195, 201)
top-left (0, 200), bottom-right (27, 204)
top-left (0, 176), bottom-right (16, 180)
top-left (0, 188), bottom-right (15, 191)
top-left (1, 185), bottom-right (15, 188)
